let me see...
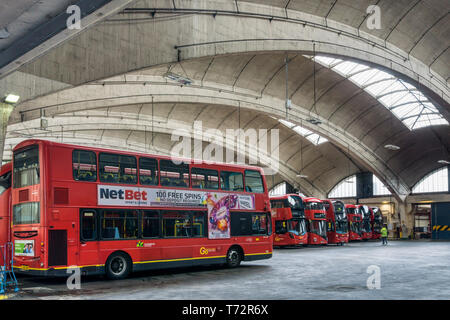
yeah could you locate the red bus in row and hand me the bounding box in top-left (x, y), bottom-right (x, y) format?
top-left (322, 200), bottom-right (349, 246)
top-left (346, 204), bottom-right (362, 241)
top-left (270, 194), bottom-right (307, 246)
top-left (9, 139), bottom-right (272, 279)
top-left (304, 197), bottom-right (327, 245)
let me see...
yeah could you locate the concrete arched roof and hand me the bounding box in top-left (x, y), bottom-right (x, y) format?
top-left (0, 0), bottom-right (448, 201)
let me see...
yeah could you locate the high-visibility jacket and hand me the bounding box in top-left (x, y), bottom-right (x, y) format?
top-left (381, 227), bottom-right (388, 237)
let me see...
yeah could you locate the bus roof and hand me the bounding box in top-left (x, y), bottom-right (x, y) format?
top-left (304, 197), bottom-right (321, 203)
top-left (0, 162), bottom-right (11, 176)
top-left (269, 193), bottom-right (302, 200)
top-left (12, 139), bottom-right (265, 173)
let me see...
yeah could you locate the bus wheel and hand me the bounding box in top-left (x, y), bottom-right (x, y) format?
top-left (105, 252), bottom-right (132, 280)
top-left (226, 247), bottom-right (242, 268)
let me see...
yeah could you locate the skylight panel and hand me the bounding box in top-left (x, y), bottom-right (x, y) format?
top-left (349, 69), bottom-right (379, 86)
top-left (310, 55), bottom-right (448, 130)
top-left (365, 79), bottom-right (397, 96)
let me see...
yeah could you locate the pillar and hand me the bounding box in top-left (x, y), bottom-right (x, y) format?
top-left (0, 103), bottom-right (14, 164)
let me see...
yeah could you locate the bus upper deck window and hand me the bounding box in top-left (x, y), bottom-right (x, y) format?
top-left (244, 170), bottom-right (264, 193)
top-left (139, 157), bottom-right (158, 186)
top-left (220, 171), bottom-right (243, 191)
top-left (73, 150), bottom-right (97, 182)
top-left (159, 160), bottom-right (189, 188)
top-left (99, 153), bottom-right (137, 184)
top-left (191, 168), bottom-right (219, 190)
top-left (13, 145), bottom-right (39, 188)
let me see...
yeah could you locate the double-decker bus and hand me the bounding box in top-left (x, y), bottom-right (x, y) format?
top-left (304, 197), bottom-right (327, 245)
top-left (346, 204), bottom-right (362, 241)
top-left (371, 207), bottom-right (383, 240)
top-left (322, 199), bottom-right (349, 246)
top-left (358, 205), bottom-right (372, 240)
top-left (11, 139), bottom-right (272, 279)
top-left (0, 163), bottom-right (12, 247)
top-left (270, 194), bottom-right (307, 247)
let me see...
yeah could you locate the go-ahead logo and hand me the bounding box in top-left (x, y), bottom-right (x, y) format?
top-left (200, 247), bottom-right (209, 255)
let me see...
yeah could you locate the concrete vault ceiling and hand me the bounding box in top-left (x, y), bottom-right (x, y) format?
top-left (0, 0), bottom-right (448, 200)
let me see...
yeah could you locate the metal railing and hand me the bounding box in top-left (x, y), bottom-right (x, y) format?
top-left (0, 242), bottom-right (19, 294)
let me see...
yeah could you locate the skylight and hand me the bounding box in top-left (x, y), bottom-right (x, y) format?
top-left (312, 55), bottom-right (449, 130)
top-left (279, 119), bottom-right (328, 145)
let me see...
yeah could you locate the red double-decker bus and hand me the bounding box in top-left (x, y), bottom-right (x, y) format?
top-left (322, 199), bottom-right (349, 246)
top-left (346, 204), bottom-right (362, 241)
top-left (358, 205), bottom-right (372, 240)
top-left (11, 139), bottom-right (272, 279)
top-left (270, 194), bottom-right (307, 247)
top-left (304, 197), bottom-right (327, 245)
top-left (0, 163), bottom-right (12, 247)
top-left (371, 207), bottom-right (383, 240)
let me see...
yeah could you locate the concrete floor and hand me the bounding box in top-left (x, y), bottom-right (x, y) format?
top-left (6, 241), bottom-right (450, 300)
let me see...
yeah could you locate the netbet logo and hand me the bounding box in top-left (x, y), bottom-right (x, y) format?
top-left (99, 187), bottom-right (148, 201)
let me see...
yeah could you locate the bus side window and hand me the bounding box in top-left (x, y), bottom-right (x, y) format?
top-left (192, 211), bottom-right (206, 237)
top-left (139, 157), bottom-right (158, 186)
top-left (99, 153), bottom-right (137, 185)
top-left (220, 171), bottom-right (243, 191)
top-left (73, 150), bottom-right (97, 182)
top-left (162, 211), bottom-right (191, 238)
top-left (275, 220), bottom-right (287, 234)
top-left (101, 210), bottom-right (138, 239)
top-left (191, 168), bottom-right (219, 190)
top-left (244, 170), bottom-right (264, 193)
top-left (142, 211), bottom-right (160, 238)
top-left (81, 210), bottom-right (97, 241)
top-left (160, 160), bottom-right (189, 188)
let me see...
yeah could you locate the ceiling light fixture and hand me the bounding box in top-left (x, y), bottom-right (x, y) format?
top-left (437, 160), bottom-right (450, 165)
top-left (3, 94), bottom-right (20, 105)
top-left (384, 144), bottom-right (400, 151)
top-left (163, 72), bottom-right (192, 86)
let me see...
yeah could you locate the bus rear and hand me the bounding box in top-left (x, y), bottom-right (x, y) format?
top-left (11, 142), bottom-right (45, 272)
top-left (0, 163), bottom-right (12, 247)
top-left (270, 194), bottom-right (307, 247)
top-left (305, 197), bottom-right (327, 245)
top-left (346, 204), bottom-right (362, 241)
top-left (322, 199), bottom-right (349, 245)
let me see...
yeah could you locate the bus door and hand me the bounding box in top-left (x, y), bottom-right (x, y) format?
top-left (79, 209), bottom-right (100, 267)
top-left (161, 210), bottom-right (193, 260)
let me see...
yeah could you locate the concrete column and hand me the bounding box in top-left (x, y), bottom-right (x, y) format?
top-left (0, 103), bottom-right (14, 164)
top-left (397, 200), bottom-right (413, 239)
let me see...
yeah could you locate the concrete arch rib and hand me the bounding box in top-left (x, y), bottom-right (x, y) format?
top-left (10, 0), bottom-right (448, 107)
top-left (12, 78), bottom-right (410, 200)
top-left (5, 116), bottom-right (325, 198)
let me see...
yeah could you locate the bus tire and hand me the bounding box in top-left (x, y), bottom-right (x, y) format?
top-left (105, 251), bottom-right (132, 280)
top-left (226, 246), bottom-right (242, 268)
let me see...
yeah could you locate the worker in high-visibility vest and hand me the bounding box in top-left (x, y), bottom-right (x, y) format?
top-left (380, 225), bottom-right (388, 246)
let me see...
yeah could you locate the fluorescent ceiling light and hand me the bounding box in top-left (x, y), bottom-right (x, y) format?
top-left (296, 174), bottom-right (308, 178)
top-left (437, 160), bottom-right (450, 165)
top-left (384, 144), bottom-right (400, 151)
top-left (4, 94), bottom-right (20, 104)
top-left (163, 72), bottom-right (192, 85)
